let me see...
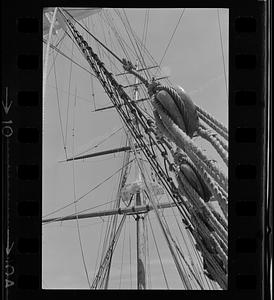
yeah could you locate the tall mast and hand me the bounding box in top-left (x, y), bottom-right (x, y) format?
top-left (135, 191), bottom-right (146, 289)
top-left (133, 60), bottom-right (147, 289)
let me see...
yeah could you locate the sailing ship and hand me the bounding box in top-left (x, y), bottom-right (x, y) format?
top-left (42, 7), bottom-right (228, 290)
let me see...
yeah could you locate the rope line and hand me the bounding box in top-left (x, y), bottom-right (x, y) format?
top-left (148, 215), bottom-right (169, 289)
top-left (64, 41), bottom-right (74, 148)
top-left (196, 105), bottom-right (228, 136)
top-left (158, 9), bottom-right (186, 70)
top-left (53, 55), bottom-right (68, 160)
top-left (92, 214), bottom-right (106, 281)
top-left (72, 88), bottom-right (92, 288)
top-left (198, 126), bottom-right (228, 166)
top-left (43, 37), bottom-right (96, 78)
top-left (60, 15), bottom-right (229, 290)
top-left (62, 8), bottom-right (124, 64)
top-left (42, 159), bottom-right (134, 219)
top-left (119, 218), bottom-right (127, 288)
top-left (217, 9), bottom-right (228, 97)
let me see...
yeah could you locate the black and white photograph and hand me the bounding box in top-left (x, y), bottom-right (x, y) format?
top-left (42, 7), bottom-right (228, 290)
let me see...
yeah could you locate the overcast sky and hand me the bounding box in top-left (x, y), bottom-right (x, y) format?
top-left (42, 7), bottom-right (228, 289)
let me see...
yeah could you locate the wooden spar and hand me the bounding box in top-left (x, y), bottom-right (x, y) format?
top-left (42, 201), bottom-right (176, 223)
top-left (94, 97), bottom-right (149, 112)
top-left (63, 141), bottom-right (158, 162)
top-left (64, 146), bottom-right (132, 162)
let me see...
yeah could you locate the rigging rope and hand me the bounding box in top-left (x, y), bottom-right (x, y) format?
top-left (140, 9), bottom-right (150, 81)
top-left (122, 9), bottom-right (151, 81)
top-left (99, 145), bottom-right (132, 289)
top-left (53, 54), bottom-right (68, 160)
top-left (44, 31), bottom-right (66, 80)
top-left (43, 37), bottom-right (96, 78)
top-left (99, 13), bottom-right (114, 73)
top-left (198, 126), bottom-right (228, 166)
top-left (94, 136), bottom-right (131, 289)
top-left (215, 133), bottom-right (228, 152)
top-left (61, 8), bottom-right (124, 64)
top-left (72, 88), bottom-right (92, 288)
top-left (92, 214), bottom-right (106, 281)
top-left (63, 26), bottom-right (96, 73)
top-left (42, 159), bottom-right (134, 219)
top-left (168, 195), bottom-right (203, 283)
top-left (47, 83), bottom-right (92, 103)
top-left (91, 215), bottom-right (127, 289)
top-left (159, 205), bottom-right (204, 289)
top-left (62, 17), bottom-right (229, 290)
top-left (217, 9), bottom-right (228, 97)
top-left (157, 9), bottom-right (186, 71)
top-left (103, 10), bottom-right (131, 62)
top-left (196, 105), bottom-right (228, 137)
top-left (115, 9), bottom-right (144, 75)
top-left (75, 127), bottom-right (123, 156)
top-left (148, 214), bottom-right (169, 289)
top-left (66, 24), bottom-right (192, 225)
top-left (119, 218), bottom-right (127, 288)
top-left (64, 41), bottom-right (74, 148)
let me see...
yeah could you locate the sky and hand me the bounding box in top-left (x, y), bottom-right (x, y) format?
top-left (42, 8), bottom-right (228, 289)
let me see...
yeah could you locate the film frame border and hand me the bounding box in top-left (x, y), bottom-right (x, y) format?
top-left (1, 0), bottom-right (271, 299)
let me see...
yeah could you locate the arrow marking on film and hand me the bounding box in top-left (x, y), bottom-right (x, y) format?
top-left (2, 87), bottom-right (13, 114)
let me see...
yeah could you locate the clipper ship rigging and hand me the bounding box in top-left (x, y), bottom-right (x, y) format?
top-left (42, 7), bottom-right (228, 290)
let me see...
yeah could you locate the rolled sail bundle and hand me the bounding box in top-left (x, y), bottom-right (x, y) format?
top-left (174, 150), bottom-right (212, 202)
top-left (152, 85), bottom-right (228, 193)
top-left (152, 85), bottom-right (199, 138)
top-left (192, 225), bottom-right (227, 289)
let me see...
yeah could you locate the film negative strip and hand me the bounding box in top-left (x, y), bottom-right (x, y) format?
top-left (1, 0), bottom-right (271, 299)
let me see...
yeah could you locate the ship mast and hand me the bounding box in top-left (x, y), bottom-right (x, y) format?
top-left (134, 61), bottom-right (147, 289)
